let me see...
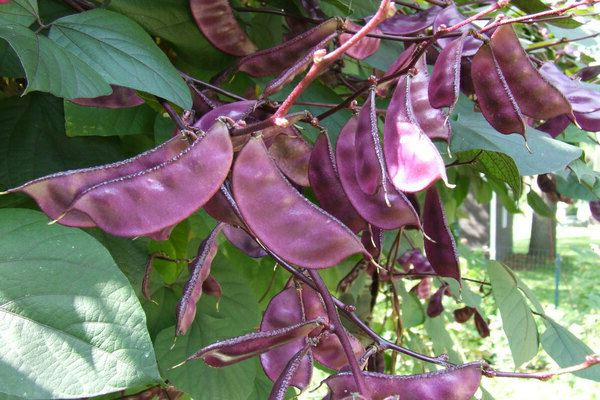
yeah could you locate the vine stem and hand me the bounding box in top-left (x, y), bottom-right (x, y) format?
top-left (308, 270), bottom-right (368, 396)
top-left (444, 0), bottom-right (511, 34)
top-left (272, 0), bottom-right (395, 125)
top-left (483, 355), bottom-right (600, 380)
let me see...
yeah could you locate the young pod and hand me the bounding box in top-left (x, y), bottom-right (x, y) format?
top-left (590, 200), bottom-right (600, 222)
top-left (189, 0), bottom-right (258, 56)
top-left (453, 306), bottom-right (476, 323)
top-left (337, 117), bottom-right (421, 230)
top-left (383, 73), bottom-right (449, 192)
top-left (232, 136), bottom-right (370, 269)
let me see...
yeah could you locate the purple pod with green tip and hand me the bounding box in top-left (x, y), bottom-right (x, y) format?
top-left (383, 73), bottom-right (449, 192)
top-left (202, 274), bottom-right (222, 301)
top-left (60, 121), bottom-right (233, 238)
top-left (190, 0), bottom-right (257, 56)
top-left (309, 130), bottom-right (367, 234)
top-left (232, 136), bottom-right (370, 269)
top-left (337, 116), bottom-right (421, 230)
top-left (423, 185), bottom-right (460, 282)
top-left (175, 223), bottom-right (225, 336)
top-left (322, 361), bottom-right (483, 400)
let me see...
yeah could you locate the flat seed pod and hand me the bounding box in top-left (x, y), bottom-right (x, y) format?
top-left (474, 311), bottom-right (490, 338)
top-left (268, 341), bottom-right (314, 400)
top-left (433, 4), bottom-right (483, 56)
top-left (428, 32), bottom-right (467, 111)
top-left (337, 117), bottom-right (421, 230)
top-left (312, 329), bottom-right (365, 371)
top-left (3, 133), bottom-right (189, 227)
top-left (590, 200), bottom-right (600, 222)
top-left (222, 225), bottom-right (267, 258)
top-left (193, 100), bottom-right (257, 132)
top-left (175, 223), bottom-right (225, 336)
top-left (62, 121), bottom-right (233, 237)
top-left (323, 361), bottom-right (483, 400)
top-left (383, 74), bottom-right (449, 192)
top-left (423, 185), bottom-right (460, 282)
top-left (232, 136), bottom-right (369, 269)
top-left (308, 131), bottom-right (367, 234)
top-left (268, 129), bottom-right (313, 187)
top-left (537, 114), bottom-right (572, 138)
top-left (355, 88), bottom-right (387, 195)
top-left (471, 43), bottom-right (526, 135)
top-left (539, 62), bottom-right (600, 113)
top-left (426, 284), bottom-right (447, 317)
top-left (237, 18), bottom-right (339, 77)
top-left (202, 274), bottom-right (222, 301)
top-left (376, 5), bottom-right (441, 35)
top-left (573, 108), bottom-right (600, 132)
top-left (453, 306), bottom-right (476, 323)
top-left (70, 85), bottom-right (144, 108)
top-left (410, 55), bottom-right (451, 142)
top-left (338, 21), bottom-right (380, 60)
top-left (190, 0), bottom-right (258, 56)
top-left (489, 25), bottom-right (572, 121)
top-left (203, 183), bottom-right (245, 227)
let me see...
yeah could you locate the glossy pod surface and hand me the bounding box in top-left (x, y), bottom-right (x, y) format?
top-left (428, 32), bottom-right (467, 111)
top-left (62, 121), bottom-right (233, 237)
top-left (232, 136), bottom-right (369, 269)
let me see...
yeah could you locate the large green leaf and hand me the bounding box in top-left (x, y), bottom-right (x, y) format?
top-left (0, 209), bottom-right (162, 399)
top-left (456, 150), bottom-right (522, 198)
top-left (48, 9), bottom-right (192, 109)
top-left (541, 317), bottom-right (600, 381)
top-left (450, 96), bottom-right (582, 176)
top-left (64, 101), bottom-right (156, 137)
top-left (0, 24), bottom-right (112, 99)
top-left (154, 256), bottom-right (261, 400)
top-left (0, 93), bottom-right (123, 189)
top-left (0, 0), bottom-right (38, 27)
top-left (488, 261), bottom-right (539, 368)
top-left (526, 190), bottom-right (556, 219)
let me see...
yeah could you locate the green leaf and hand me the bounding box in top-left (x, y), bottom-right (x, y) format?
top-left (0, 0), bottom-right (38, 27)
top-left (488, 177), bottom-right (521, 214)
top-left (396, 281), bottom-right (425, 328)
top-left (64, 101), bottom-right (156, 137)
top-left (450, 96), bottom-right (582, 176)
top-left (154, 255), bottom-right (261, 400)
top-left (424, 313), bottom-right (462, 364)
top-left (457, 150), bottom-right (522, 198)
top-left (0, 24), bottom-right (112, 99)
top-left (0, 39), bottom-right (25, 77)
top-left (488, 261), bottom-right (539, 368)
top-left (541, 317), bottom-right (600, 381)
top-left (0, 208), bottom-right (162, 398)
top-left (0, 93), bottom-right (123, 189)
top-left (48, 9), bottom-right (192, 109)
top-left (527, 190), bottom-right (556, 219)
top-left (555, 169), bottom-right (599, 201)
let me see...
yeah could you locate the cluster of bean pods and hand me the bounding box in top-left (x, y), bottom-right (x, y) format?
top-left (4, 0), bottom-right (600, 398)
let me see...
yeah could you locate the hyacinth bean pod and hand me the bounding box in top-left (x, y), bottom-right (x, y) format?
top-left (454, 306), bottom-right (476, 323)
top-left (261, 33), bottom-right (337, 99)
top-left (232, 136), bottom-right (370, 269)
top-left (537, 114), bottom-right (572, 138)
top-left (2, 132), bottom-right (190, 227)
top-left (189, 0), bottom-right (257, 57)
top-left (376, 5), bottom-right (441, 35)
top-left (268, 130), bottom-right (313, 187)
top-left (433, 4), bottom-right (483, 56)
top-left (311, 329), bottom-right (365, 372)
top-left (474, 311), bottom-right (490, 338)
top-left (268, 341), bottom-right (315, 400)
top-left (202, 274), bottom-right (222, 301)
top-left (60, 121), bottom-right (233, 237)
top-left (193, 100), bottom-right (257, 132)
top-left (203, 183), bottom-right (245, 227)
top-left (222, 225), bottom-right (267, 258)
top-left (308, 131), bottom-right (367, 234)
top-left (539, 62), bottom-right (600, 113)
top-left (489, 25), bottom-right (572, 121)
top-left (423, 185), bottom-right (461, 282)
top-left (236, 18), bottom-right (339, 77)
top-left (338, 21), bottom-right (380, 60)
top-left (322, 361), bottom-right (483, 400)
top-left (428, 32), bottom-right (467, 111)
top-left (71, 85), bottom-right (144, 108)
top-left (181, 318), bottom-right (324, 368)
top-left (590, 200), bottom-right (600, 222)
top-left (383, 73), bottom-right (449, 193)
top-left (426, 284), bottom-right (448, 318)
top-left (355, 88), bottom-right (387, 195)
top-left (410, 55), bottom-right (451, 142)
top-left (572, 108), bottom-right (600, 132)
top-left (471, 43), bottom-right (526, 135)
top-left (176, 223), bottom-right (225, 336)
top-left (337, 117), bottom-right (421, 230)
top-left (376, 43), bottom-right (416, 97)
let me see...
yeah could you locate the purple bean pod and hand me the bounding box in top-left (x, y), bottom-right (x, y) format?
top-left (426, 284), bottom-right (448, 318)
top-left (428, 32), bottom-right (468, 111)
top-left (70, 85), bottom-right (144, 108)
top-left (268, 340), bottom-right (315, 400)
top-left (175, 222), bottom-right (225, 336)
top-left (338, 21), bottom-right (380, 60)
top-left (383, 73), bottom-right (449, 192)
top-left (222, 225), bottom-right (267, 258)
top-left (60, 121), bottom-right (233, 237)
top-left (433, 4), bottom-right (483, 56)
top-left (203, 183), bottom-right (245, 227)
top-left (202, 274), bottom-right (222, 301)
top-left (189, 0), bottom-right (258, 56)
top-left (268, 128), bottom-right (313, 187)
top-left (375, 5), bottom-right (442, 35)
top-left (337, 116), bottom-right (421, 230)
top-left (539, 62), bottom-right (600, 113)
top-left (232, 135), bottom-right (370, 269)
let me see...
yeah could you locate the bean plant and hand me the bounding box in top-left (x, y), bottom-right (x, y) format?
top-left (1, 0), bottom-right (600, 399)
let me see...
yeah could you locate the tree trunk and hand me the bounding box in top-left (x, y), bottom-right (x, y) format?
top-left (528, 198), bottom-right (557, 260)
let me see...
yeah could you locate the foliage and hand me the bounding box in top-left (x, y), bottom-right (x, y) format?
top-left (1, 0), bottom-right (600, 399)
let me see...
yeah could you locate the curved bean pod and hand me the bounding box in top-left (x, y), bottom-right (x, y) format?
top-left (236, 18), bottom-right (339, 77)
top-left (428, 32), bottom-right (467, 111)
top-left (232, 136), bottom-right (369, 269)
top-left (269, 341), bottom-right (314, 400)
top-left (377, 5), bottom-right (441, 35)
top-left (322, 361), bottom-right (483, 400)
top-left (539, 62), bottom-right (600, 113)
top-left (2, 133), bottom-right (189, 226)
top-left (433, 4), bottom-right (483, 56)
top-left (71, 85), bottom-right (144, 108)
top-left (383, 73), bottom-right (448, 192)
top-left (338, 21), bottom-right (380, 60)
top-left (337, 116), bottom-right (421, 230)
top-left (61, 121), bottom-right (233, 237)
top-left (309, 131), bottom-right (367, 234)
top-left (222, 225), bottom-right (267, 258)
top-left (268, 128), bottom-right (313, 187)
top-left (203, 183), bottom-right (245, 227)
top-left (190, 0), bottom-right (258, 57)
top-left (489, 25), bottom-right (572, 121)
